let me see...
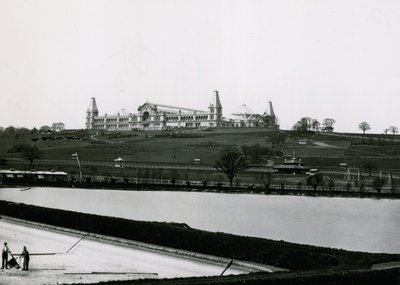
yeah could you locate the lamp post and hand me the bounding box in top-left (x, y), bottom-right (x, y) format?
top-left (72, 152), bottom-right (82, 181)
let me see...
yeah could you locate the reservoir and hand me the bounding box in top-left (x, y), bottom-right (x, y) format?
top-left (1, 187), bottom-right (399, 254)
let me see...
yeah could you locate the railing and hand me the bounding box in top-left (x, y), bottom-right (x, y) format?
top-left (69, 175), bottom-right (397, 194)
top-left (2, 157), bottom-right (273, 172)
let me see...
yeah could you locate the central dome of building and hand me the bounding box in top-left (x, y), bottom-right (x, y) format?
top-left (232, 103), bottom-right (254, 116)
top-left (116, 108), bottom-right (131, 116)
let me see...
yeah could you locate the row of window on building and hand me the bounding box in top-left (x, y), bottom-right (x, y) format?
top-left (94, 115), bottom-right (210, 123)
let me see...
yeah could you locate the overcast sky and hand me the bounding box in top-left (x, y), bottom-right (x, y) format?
top-left (1, 0), bottom-right (399, 132)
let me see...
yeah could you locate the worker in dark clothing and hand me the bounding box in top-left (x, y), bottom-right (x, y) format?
top-left (20, 246), bottom-right (30, 271)
top-left (1, 242), bottom-right (9, 269)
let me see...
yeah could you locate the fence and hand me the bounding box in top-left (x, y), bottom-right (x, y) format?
top-left (69, 175), bottom-right (398, 194)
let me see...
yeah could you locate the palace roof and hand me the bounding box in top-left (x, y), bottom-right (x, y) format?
top-left (144, 102), bottom-right (207, 114)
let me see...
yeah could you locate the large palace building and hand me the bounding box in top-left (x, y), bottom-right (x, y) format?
top-left (86, 91), bottom-right (277, 131)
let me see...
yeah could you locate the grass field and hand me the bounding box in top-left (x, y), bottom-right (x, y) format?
top-left (2, 128), bottom-right (400, 183)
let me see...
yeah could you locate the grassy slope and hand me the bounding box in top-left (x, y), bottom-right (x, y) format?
top-left (2, 128), bottom-right (400, 172)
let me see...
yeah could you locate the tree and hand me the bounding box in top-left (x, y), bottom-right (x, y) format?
top-left (200, 173), bottom-right (211, 186)
top-left (311, 119), bottom-right (320, 133)
top-left (304, 117), bottom-right (313, 131)
top-left (293, 117), bottom-right (309, 132)
top-left (39, 125), bottom-right (51, 133)
top-left (327, 178), bottom-right (335, 191)
top-left (170, 169), bottom-right (180, 185)
top-left (358, 122), bottom-right (371, 137)
top-left (3, 126), bottom-right (16, 137)
top-left (15, 127), bottom-right (30, 138)
top-left (322, 118), bottom-right (336, 132)
top-left (241, 144), bottom-right (269, 163)
top-left (51, 122), bottom-right (65, 132)
top-left (292, 121), bottom-right (304, 133)
top-left (372, 176), bottom-right (386, 194)
top-left (292, 117), bottom-right (320, 133)
top-left (258, 172), bottom-right (272, 190)
top-left (307, 173), bottom-right (324, 191)
top-left (268, 132), bottom-right (287, 148)
top-left (21, 145), bottom-right (42, 166)
top-left (256, 114), bottom-right (278, 127)
top-left (388, 126), bottom-right (398, 136)
top-left (215, 147), bottom-right (247, 186)
top-left (361, 160), bottom-right (378, 176)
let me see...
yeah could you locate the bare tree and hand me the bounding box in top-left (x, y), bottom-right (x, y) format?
top-left (292, 117), bottom-right (311, 133)
top-left (307, 173), bottom-right (324, 191)
top-left (372, 176), bottom-right (386, 194)
top-left (358, 122), bottom-right (371, 137)
top-left (304, 117), bottom-right (313, 131)
top-left (21, 145), bottom-right (42, 166)
top-left (311, 119), bottom-right (320, 133)
top-left (388, 126), bottom-right (398, 136)
top-left (258, 172), bottom-right (272, 190)
top-left (322, 118), bottom-right (336, 132)
top-left (215, 147), bottom-right (247, 186)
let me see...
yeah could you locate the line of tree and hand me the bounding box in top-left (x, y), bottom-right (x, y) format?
top-left (0, 126), bottom-right (31, 138)
top-left (384, 126), bottom-right (398, 136)
top-left (32, 122), bottom-right (66, 134)
top-left (357, 122), bottom-right (400, 139)
top-left (292, 117), bottom-right (335, 133)
top-left (0, 122), bottom-right (66, 138)
top-left (358, 122), bottom-right (399, 138)
top-left (292, 117), bottom-right (319, 133)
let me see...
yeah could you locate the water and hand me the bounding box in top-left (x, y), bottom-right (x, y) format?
top-left (1, 187), bottom-right (399, 253)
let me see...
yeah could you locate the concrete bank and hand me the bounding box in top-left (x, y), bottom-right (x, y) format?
top-left (0, 215), bottom-right (286, 274)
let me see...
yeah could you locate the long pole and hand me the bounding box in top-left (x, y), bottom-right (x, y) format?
top-left (220, 260), bottom-right (233, 276)
top-left (66, 233), bottom-right (90, 254)
top-left (73, 153), bottom-right (83, 181)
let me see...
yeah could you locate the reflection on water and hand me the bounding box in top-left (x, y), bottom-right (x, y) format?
top-left (1, 187), bottom-right (399, 253)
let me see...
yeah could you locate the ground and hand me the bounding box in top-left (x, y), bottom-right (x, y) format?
top-left (0, 217), bottom-right (277, 285)
top-left (2, 128), bottom-right (400, 190)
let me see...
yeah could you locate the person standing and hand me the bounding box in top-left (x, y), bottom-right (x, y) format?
top-left (1, 242), bottom-right (9, 269)
top-left (20, 246), bottom-right (30, 271)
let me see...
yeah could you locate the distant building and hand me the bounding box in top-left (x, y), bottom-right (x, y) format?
top-left (0, 169), bottom-right (69, 184)
top-left (274, 156), bottom-right (310, 175)
top-left (86, 91), bottom-right (278, 131)
top-left (228, 101), bottom-right (277, 128)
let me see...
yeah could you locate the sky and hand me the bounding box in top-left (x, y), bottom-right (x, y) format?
top-left (1, 0), bottom-right (399, 133)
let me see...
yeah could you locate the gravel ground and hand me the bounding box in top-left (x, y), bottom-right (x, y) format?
top-left (0, 218), bottom-right (260, 285)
